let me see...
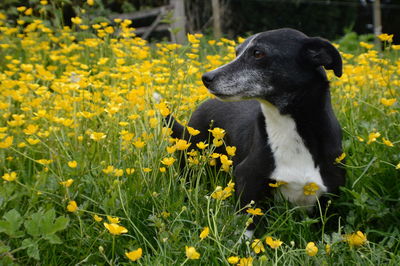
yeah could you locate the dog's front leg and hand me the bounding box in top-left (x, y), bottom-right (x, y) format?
top-left (234, 156), bottom-right (273, 241)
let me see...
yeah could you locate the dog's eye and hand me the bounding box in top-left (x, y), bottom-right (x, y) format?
top-left (253, 50), bottom-right (266, 59)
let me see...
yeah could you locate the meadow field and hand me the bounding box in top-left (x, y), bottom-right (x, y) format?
top-left (0, 5), bottom-right (400, 266)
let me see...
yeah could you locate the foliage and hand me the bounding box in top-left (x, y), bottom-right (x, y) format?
top-left (0, 5), bottom-right (400, 265)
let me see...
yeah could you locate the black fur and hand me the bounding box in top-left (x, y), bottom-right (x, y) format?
top-left (168, 28), bottom-right (345, 229)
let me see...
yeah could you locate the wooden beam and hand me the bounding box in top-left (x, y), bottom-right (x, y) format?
top-left (171, 0), bottom-right (186, 44)
top-left (211, 0), bottom-right (222, 39)
top-left (109, 6), bottom-right (173, 21)
top-left (373, 0), bottom-right (382, 50)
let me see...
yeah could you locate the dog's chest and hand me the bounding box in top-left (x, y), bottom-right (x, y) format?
top-left (260, 102), bottom-right (327, 207)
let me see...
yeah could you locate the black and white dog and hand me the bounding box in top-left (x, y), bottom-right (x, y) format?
top-left (168, 28), bottom-right (345, 239)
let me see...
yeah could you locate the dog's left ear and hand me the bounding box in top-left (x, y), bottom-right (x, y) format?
top-left (301, 37), bottom-right (342, 77)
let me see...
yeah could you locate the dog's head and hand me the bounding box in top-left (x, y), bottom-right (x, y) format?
top-left (202, 28), bottom-right (342, 108)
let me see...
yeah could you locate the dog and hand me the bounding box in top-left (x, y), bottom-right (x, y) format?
top-left (167, 28), bottom-right (345, 239)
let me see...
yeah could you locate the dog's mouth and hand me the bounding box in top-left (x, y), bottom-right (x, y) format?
top-left (208, 89), bottom-right (244, 102)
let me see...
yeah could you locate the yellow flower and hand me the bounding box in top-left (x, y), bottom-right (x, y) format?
top-left (199, 226), bottom-right (209, 240)
top-left (246, 208), bottom-right (264, 216)
top-left (159, 167), bottom-right (166, 173)
top-left (87, 0), bottom-right (95, 6)
top-left (107, 216), bottom-right (120, 224)
top-left (380, 98), bottom-right (396, 107)
top-left (17, 6), bottom-right (27, 12)
top-left (346, 231), bottom-right (367, 247)
top-left (185, 246), bottom-right (200, 260)
top-left (226, 146), bottom-right (236, 156)
top-left (2, 172), bottom-right (17, 182)
top-left (60, 179), bottom-right (74, 187)
top-left (251, 239), bottom-right (265, 254)
top-left (67, 201), bottom-right (78, 212)
top-left (196, 141), bottom-right (209, 150)
top-left (238, 257), bottom-right (253, 266)
top-left (143, 168), bottom-right (152, 173)
top-left (208, 127), bottom-right (225, 139)
top-left (367, 132), bottom-right (381, 144)
top-left (305, 242), bottom-right (318, 256)
top-left (125, 248), bottom-right (142, 262)
top-left (213, 138), bottom-right (223, 147)
top-left (24, 8), bottom-right (33, 15)
top-left (396, 162), bottom-right (400, 170)
top-left (126, 168), bottom-right (135, 175)
top-left (359, 41), bottom-right (374, 49)
top-left (211, 181), bottom-right (235, 200)
top-left (103, 165), bottom-right (114, 174)
top-left (104, 222), bottom-right (128, 235)
top-left (90, 132), bottom-right (106, 141)
top-left (71, 17), bottom-right (82, 25)
top-left (187, 34), bottom-right (200, 44)
top-left (36, 159), bottom-right (53, 165)
top-left (268, 181), bottom-right (287, 188)
top-left (265, 236), bottom-right (283, 249)
top-left (377, 33), bottom-right (393, 42)
top-left (227, 256), bottom-right (240, 264)
top-left (132, 138), bottom-right (145, 148)
top-left (93, 214), bottom-right (103, 222)
top-left (27, 138), bottom-right (40, 145)
top-left (23, 124), bottom-right (39, 135)
top-left (114, 169), bottom-right (123, 177)
top-left (161, 157), bottom-right (176, 166)
top-left (325, 244), bottom-right (331, 255)
top-left (382, 138), bottom-right (394, 147)
top-left (303, 182), bottom-right (320, 196)
top-left (0, 136), bottom-right (13, 148)
top-left (174, 139), bottom-right (191, 150)
top-left (187, 126), bottom-right (200, 136)
top-left (220, 155), bottom-right (232, 166)
top-left (335, 152), bottom-right (346, 163)
top-left (68, 161), bottom-right (78, 168)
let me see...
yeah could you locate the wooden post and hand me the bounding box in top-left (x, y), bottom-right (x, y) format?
top-left (373, 0), bottom-right (382, 49)
top-left (171, 0), bottom-right (186, 44)
top-left (211, 0), bottom-right (222, 39)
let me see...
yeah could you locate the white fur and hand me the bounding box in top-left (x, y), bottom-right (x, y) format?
top-left (238, 229), bottom-right (254, 243)
top-left (260, 101), bottom-right (327, 207)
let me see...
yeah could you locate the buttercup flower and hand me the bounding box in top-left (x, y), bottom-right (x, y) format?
top-left (125, 248), bottom-right (142, 261)
top-left (199, 226), bottom-right (209, 239)
top-left (303, 182), bottom-right (320, 195)
top-left (60, 179), bottom-right (74, 187)
top-left (345, 231), bottom-right (367, 247)
top-left (305, 242), bottom-right (318, 256)
top-left (246, 208), bottom-right (264, 216)
top-left (104, 222), bottom-right (128, 235)
top-left (227, 256), bottom-right (240, 264)
top-left (265, 236), bottom-right (283, 249)
top-left (2, 172), bottom-right (17, 182)
top-left (185, 246), bottom-right (200, 259)
top-left (251, 239), bottom-right (265, 254)
top-left (67, 200), bottom-right (78, 212)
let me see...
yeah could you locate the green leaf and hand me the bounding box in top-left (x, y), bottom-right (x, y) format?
top-left (24, 212), bottom-right (42, 237)
top-left (22, 238), bottom-right (40, 260)
top-left (44, 234), bottom-right (62, 244)
top-left (0, 209), bottom-right (24, 237)
top-left (0, 243), bottom-right (11, 254)
top-left (50, 216), bottom-right (69, 234)
top-left (41, 209), bottom-right (56, 235)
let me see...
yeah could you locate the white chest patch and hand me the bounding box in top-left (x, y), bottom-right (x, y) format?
top-left (260, 101), bottom-right (327, 207)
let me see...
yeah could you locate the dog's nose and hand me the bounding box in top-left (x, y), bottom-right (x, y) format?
top-left (202, 72), bottom-right (215, 88)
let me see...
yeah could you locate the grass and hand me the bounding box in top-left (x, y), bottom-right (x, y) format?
top-left (0, 6), bottom-right (399, 266)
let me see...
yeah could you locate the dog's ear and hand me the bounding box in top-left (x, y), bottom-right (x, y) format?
top-left (301, 37), bottom-right (342, 77)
